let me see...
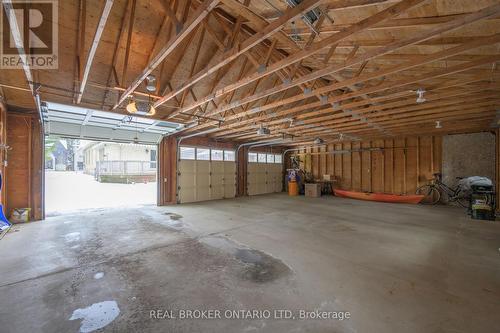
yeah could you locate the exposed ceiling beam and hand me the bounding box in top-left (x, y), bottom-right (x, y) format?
top-left (166, 0), bottom-right (429, 119)
top-left (77, 0), bottom-right (114, 104)
top-left (186, 4), bottom-right (500, 135)
top-left (2, 0), bottom-right (35, 98)
top-left (114, 0), bottom-right (221, 110)
top-left (153, 0), bottom-right (324, 109)
top-left (209, 53), bottom-right (500, 137)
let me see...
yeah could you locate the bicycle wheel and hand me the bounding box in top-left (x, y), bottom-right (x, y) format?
top-left (416, 185), bottom-right (441, 205)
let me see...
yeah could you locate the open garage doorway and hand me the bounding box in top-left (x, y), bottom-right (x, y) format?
top-left (40, 102), bottom-right (181, 215)
top-left (45, 137), bottom-right (158, 215)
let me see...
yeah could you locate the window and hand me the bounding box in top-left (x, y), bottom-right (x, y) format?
top-left (211, 149), bottom-right (223, 161)
top-left (258, 153), bottom-right (267, 163)
top-left (248, 153), bottom-right (258, 163)
top-left (267, 154), bottom-right (275, 163)
top-left (274, 154), bottom-right (282, 164)
top-left (197, 148), bottom-right (210, 161)
top-left (180, 147), bottom-right (195, 160)
top-left (224, 150), bottom-right (235, 162)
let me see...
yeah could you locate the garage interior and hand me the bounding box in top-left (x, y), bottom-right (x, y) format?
top-left (0, 0), bottom-right (500, 332)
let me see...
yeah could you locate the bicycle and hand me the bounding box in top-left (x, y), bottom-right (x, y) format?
top-left (415, 173), bottom-right (470, 207)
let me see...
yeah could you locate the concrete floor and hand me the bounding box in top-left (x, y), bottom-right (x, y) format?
top-left (1, 194), bottom-right (499, 332)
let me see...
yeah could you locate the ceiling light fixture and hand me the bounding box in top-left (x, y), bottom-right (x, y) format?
top-left (257, 124), bottom-right (271, 136)
top-left (126, 75), bottom-right (158, 116)
top-left (146, 75), bottom-right (157, 92)
top-left (126, 98), bottom-right (156, 116)
top-left (126, 97), bottom-right (137, 114)
top-left (435, 121), bottom-right (442, 129)
top-left (416, 88), bottom-right (426, 103)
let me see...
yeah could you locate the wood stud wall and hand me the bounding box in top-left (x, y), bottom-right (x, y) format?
top-left (297, 135), bottom-right (442, 195)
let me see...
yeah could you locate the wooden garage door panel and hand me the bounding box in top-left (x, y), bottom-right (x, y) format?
top-left (211, 186), bottom-right (224, 200)
top-left (180, 174), bottom-right (196, 187)
top-left (179, 188), bottom-right (196, 203)
top-left (247, 162), bottom-right (283, 196)
top-left (224, 162), bottom-right (236, 173)
top-left (180, 160), bottom-right (195, 173)
top-left (257, 183), bottom-right (267, 195)
top-left (211, 161), bottom-right (224, 174)
top-left (224, 185), bottom-right (235, 198)
top-left (196, 187), bottom-right (211, 201)
top-left (196, 160), bottom-right (210, 171)
top-left (179, 159), bottom-right (237, 203)
top-left (211, 174), bottom-right (224, 184)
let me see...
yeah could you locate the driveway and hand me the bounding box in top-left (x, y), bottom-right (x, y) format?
top-left (45, 171), bottom-right (156, 214)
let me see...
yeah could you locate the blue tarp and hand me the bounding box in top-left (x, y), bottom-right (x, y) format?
top-left (0, 173), bottom-right (11, 232)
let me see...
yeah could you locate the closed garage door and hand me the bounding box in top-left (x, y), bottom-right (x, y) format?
top-left (248, 153), bottom-right (283, 196)
top-left (178, 147), bottom-right (236, 203)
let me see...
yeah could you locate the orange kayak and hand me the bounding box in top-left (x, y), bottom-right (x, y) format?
top-left (334, 189), bottom-right (424, 204)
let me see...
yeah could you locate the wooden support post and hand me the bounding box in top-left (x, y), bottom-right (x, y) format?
top-left (158, 136), bottom-right (178, 205)
top-left (403, 138), bottom-right (407, 194)
top-left (496, 129), bottom-right (500, 212)
top-left (416, 136), bottom-right (420, 188)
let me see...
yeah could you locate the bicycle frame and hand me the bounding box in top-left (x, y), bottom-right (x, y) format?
top-left (434, 179), bottom-right (463, 200)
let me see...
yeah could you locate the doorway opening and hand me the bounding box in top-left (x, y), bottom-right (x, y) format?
top-left (45, 136), bottom-right (157, 215)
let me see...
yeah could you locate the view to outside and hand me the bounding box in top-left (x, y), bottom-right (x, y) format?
top-left (45, 137), bottom-right (157, 214)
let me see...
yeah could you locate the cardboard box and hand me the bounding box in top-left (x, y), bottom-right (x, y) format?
top-left (10, 208), bottom-right (31, 223)
top-left (305, 183), bottom-right (321, 198)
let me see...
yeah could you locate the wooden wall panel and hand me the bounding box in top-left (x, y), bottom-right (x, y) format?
top-left (351, 142), bottom-right (361, 191)
top-left (361, 142), bottom-right (371, 192)
top-left (371, 140), bottom-right (385, 194)
top-left (406, 137), bottom-right (418, 194)
top-left (342, 142), bottom-right (352, 190)
top-left (334, 144), bottom-right (342, 182)
top-left (296, 135), bottom-right (442, 195)
top-left (393, 138), bottom-right (406, 194)
top-left (5, 113), bottom-right (43, 220)
top-left (384, 140), bottom-right (394, 193)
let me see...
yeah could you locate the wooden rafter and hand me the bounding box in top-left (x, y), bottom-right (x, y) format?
top-left (154, 0), bottom-right (324, 110)
top-left (2, 0), bottom-right (35, 99)
top-left (77, 0), bottom-right (114, 104)
top-left (208, 52), bottom-right (500, 138)
top-left (114, 0), bottom-right (220, 110)
top-left (168, 0), bottom-right (429, 119)
top-left (121, 0), bottom-right (137, 88)
top-left (189, 2), bottom-right (500, 133)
